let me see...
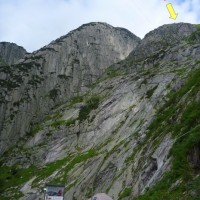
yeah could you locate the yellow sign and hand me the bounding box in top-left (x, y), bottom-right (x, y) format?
top-left (166, 3), bottom-right (178, 20)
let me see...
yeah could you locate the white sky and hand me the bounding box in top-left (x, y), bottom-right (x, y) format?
top-left (0, 0), bottom-right (199, 52)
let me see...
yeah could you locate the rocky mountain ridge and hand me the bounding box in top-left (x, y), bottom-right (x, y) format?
top-left (0, 22), bottom-right (200, 200)
top-left (0, 42), bottom-right (27, 65)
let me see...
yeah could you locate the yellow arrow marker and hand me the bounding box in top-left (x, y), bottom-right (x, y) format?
top-left (166, 3), bottom-right (178, 20)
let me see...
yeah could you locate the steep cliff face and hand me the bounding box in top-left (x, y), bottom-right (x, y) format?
top-left (0, 22), bottom-right (140, 155)
top-left (0, 23), bottom-right (200, 200)
top-left (0, 42), bottom-right (27, 65)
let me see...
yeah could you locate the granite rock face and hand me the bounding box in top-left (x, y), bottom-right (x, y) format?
top-left (128, 23), bottom-right (197, 61)
top-left (0, 22), bottom-right (200, 200)
top-left (0, 42), bottom-right (27, 65)
top-left (0, 22), bottom-right (140, 155)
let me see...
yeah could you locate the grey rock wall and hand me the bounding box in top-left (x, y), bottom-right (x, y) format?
top-left (0, 42), bottom-right (27, 65)
top-left (0, 22), bottom-right (140, 155)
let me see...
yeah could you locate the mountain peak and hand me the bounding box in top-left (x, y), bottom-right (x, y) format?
top-left (0, 42), bottom-right (27, 65)
top-left (144, 22), bottom-right (196, 40)
top-left (48, 22), bottom-right (140, 47)
top-left (128, 22), bottom-right (197, 61)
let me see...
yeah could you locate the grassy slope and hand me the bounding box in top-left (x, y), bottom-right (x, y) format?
top-left (0, 150), bottom-right (98, 199)
top-left (136, 68), bottom-right (200, 200)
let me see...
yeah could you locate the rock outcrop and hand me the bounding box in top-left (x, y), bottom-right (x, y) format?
top-left (0, 42), bottom-right (27, 65)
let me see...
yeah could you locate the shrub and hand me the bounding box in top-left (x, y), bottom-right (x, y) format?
top-left (50, 118), bottom-right (76, 128)
top-left (65, 118), bottom-right (76, 126)
top-left (69, 95), bottom-right (83, 105)
top-left (29, 124), bottom-right (42, 136)
top-left (48, 88), bottom-right (60, 100)
top-left (50, 120), bottom-right (66, 128)
top-left (0, 57), bottom-right (6, 66)
top-left (78, 95), bottom-right (100, 121)
top-left (0, 165), bottom-right (36, 194)
top-left (119, 187), bottom-right (132, 199)
top-left (187, 24), bottom-right (200, 43)
top-left (106, 69), bottom-right (123, 78)
top-left (146, 85), bottom-right (158, 98)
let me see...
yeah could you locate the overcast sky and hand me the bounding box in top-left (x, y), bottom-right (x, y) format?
top-left (0, 0), bottom-right (199, 52)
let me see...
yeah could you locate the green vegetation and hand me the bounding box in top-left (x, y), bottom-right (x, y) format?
top-left (0, 79), bottom-right (19, 89)
top-left (48, 88), bottom-right (60, 100)
top-left (125, 144), bottom-right (139, 164)
top-left (0, 57), bottom-right (7, 66)
top-left (87, 78), bottom-right (103, 89)
top-left (29, 124), bottom-right (42, 136)
top-left (177, 68), bottom-right (186, 76)
top-left (78, 95), bottom-right (101, 122)
top-left (69, 95), bottom-right (84, 106)
top-left (136, 68), bottom-right (200, 199)
top-left (0, 165), bottom-right (36, 199)
top-left (42, 149), bottom-right (97, 185)
top-left (50, 120), bottom-right (66, 127)
top-left (50, 118), bottom-right (76, 128)
top-left (96, 138), bottom-right (113, 151)
top-left (146, 85), bottom-right (158, 98)
top-left (15, 64), bottom-right (31, 73)
top-left (88, 67), bottom-right (126, 89)
top-left (172, 125), bottom-right (200, 179)
top-left (30, 55), bottom-right (43, 60)
top-left (85, 187), bottom-right (93, 198)
top-left (28, 75), bottom-right (44, 86)
top-left (63, 149), bottom-right (96, 174)
top-left (32, 156), bottom-right (71, 187)
top-left (127, 59), bottom-right (134, 67)
top-left (31, 149), bottom-right (97, 187)
top-left (140, 68), bottom-right (156, 76)
top-left (106, 68), bottom-right (123, 78)
top-left (195, 24), bottom-right (200, 29)
top-left (58, 74), bottom-right (69, 79)
top-left (0, 139), bottom-right (121, 199)
top-left (65, 180), bottom-right (78, 192)
top-left (0, 65), bottom-right (11, 74)
top-left (137, 128), bottom-right (200, 200)
top-left (127, 57), bottom-right (144, 67)
top-left (147, 68), bottom-right (200, 137)
top-left (65, 118), bottom-right (76, 126)
top-left (187, 24), bottom-right (200, 44)
top-left (118, 187), bottom-right (132, 199)
top-left (45, 111), bottom-right (62, 121)
top-left (140, 78), bottom-right (147, 85)
top-left (41, 47), bottom-right (58, 52)
top-left (195, 60), bottom-right (200, 65)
